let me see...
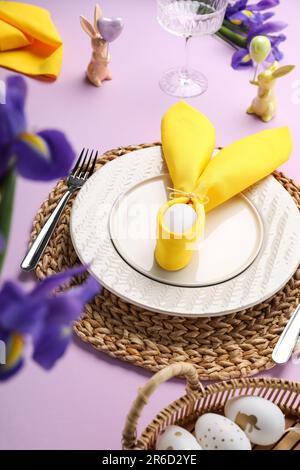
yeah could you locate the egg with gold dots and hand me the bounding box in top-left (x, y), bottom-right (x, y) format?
top-left (195, 413), bottom-right (251, 450)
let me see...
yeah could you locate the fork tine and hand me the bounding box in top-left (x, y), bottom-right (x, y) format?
top-left (77, 148), bottom-right (90, 177)
top-left (71, 148), bottom-right (85, 176)
top-left (88, 150), bottom-right (98, 178)
top-left (81, 149), bottom-right (94, 178)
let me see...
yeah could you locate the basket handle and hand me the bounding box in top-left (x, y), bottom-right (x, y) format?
top-left (122, 362), bottom-right (204, 449)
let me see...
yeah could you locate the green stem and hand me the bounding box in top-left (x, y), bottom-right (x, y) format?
top-left (215, 31), bottom-right (238, 50)
top-left (218, 25), bottom-right (248, 49)
top-left (0, 166), bottom-right (16, 274)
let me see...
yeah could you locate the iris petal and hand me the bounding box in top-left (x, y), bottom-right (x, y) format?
top-left (0, 357), bottom-right (23, 381)
top-left (231, 48), bottom-right (253, 69)
top-left (229, 11), bottom-right (252, 24)
top-left (249, 20), bottom-right (288, 40)
top-left (13, 129), bottom-right (75, 181)
top-left (0, 267), bottom-right (100, 375)
top-left (32, 274), bottom-right (99, 370)
top-left (0, 281), bottom-right (46, 336)
top-left (44, 276), bottom-right (100, 326)
top-left (0, 75), bottom-right (27, 149)
top-left (248, 0), bottom-right (280, 11)
top-left (226, 0), bottom-right (248, 17)
top-left (31, 265), bottom-right (88, 298)
top-left (32, 325), bottom-right (71, 370)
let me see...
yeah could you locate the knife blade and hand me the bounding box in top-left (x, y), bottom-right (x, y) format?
top-left (272, 304), bottom-right (300, 364)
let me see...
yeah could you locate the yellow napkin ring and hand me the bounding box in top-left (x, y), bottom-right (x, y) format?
top-left (154, 193), bottom-right (206, 271)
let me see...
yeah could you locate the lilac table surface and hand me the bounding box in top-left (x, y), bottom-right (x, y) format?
top-left (1, 0), bottom-right (300, 450)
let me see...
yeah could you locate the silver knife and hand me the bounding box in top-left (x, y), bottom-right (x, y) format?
top-left (272, 304), bottom-right (300, 364)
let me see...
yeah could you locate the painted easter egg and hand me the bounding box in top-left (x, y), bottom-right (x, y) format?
top-left (224, 396), bottom-right (285, 446)
top-left (156, 425), bottom-right (202, 451)
top-left (164, 204), bottom-right (197, 233)
top-left (195, 413), bottom-right (251, 450)
top-left (250, 36), bottom-right (271, 64)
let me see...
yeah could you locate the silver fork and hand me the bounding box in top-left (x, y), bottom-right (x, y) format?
top-left (21, 148), bottom-right (98, 272)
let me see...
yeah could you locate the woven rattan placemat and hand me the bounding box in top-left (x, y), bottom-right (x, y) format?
top-left (31, 143), bottom-right (300, 380)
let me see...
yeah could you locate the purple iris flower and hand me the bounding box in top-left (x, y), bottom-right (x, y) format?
top-left (231, 20), bottom-right (287, 69)
top-left (226, 1), bottom-right (281, 29)
top-left (226, 0), bottom-right (280, 19)
top-left (222, 1), bottom-right (287, 69)
top-left (0, 75), bottom-right (75, 181)
top-left (0, 266), bottom-right (100, 380)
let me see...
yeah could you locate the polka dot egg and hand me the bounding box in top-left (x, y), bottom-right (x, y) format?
top-left (195, 413), bottom-right (251, 450)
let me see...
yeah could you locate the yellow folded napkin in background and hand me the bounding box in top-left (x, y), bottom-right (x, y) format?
top-left (0, 2), bottom-right (63, 79)
top-left (155, 101), bottom-right (292, 271)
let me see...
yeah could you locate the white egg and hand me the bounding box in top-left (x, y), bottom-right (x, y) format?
top-left (195, 413), bottom-right (251, 450)
top-left (224, 396), bottom-right (285, 446)
top-left (164, 204), bottom-right (197, 233)
top-left (156, 425), bottom-right (202, 451)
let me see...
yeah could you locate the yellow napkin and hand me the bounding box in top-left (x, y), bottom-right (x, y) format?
top-left (0, 2), bottom-right (63, 79)
top-left (155, 101), bottom-right (292, 271)
top-left (155, 196), bottom-right (205, 271)
top-left (161, 101), bottom-right (216, 192)
top-left (197, 126), bottom-right (292, 212)
top-left (155, 101), bottom-right (215, 271)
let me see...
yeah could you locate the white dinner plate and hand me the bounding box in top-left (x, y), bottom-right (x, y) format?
top-left (70, 146), bottom-right (300, 317)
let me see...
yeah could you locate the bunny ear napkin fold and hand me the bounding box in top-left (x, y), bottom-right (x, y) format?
top-left (155, 101), bottom-right (292, 271)
top-left (0, 2), bottom-right (63, 79)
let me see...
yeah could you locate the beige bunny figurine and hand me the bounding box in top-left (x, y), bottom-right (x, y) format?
top-left (247, 61), bottom-right (295, 122)
top-left (80, 5), bottom-right (112, 87)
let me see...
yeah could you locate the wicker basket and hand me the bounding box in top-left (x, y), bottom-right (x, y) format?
top-left (122, 363), bottom-right (300, 450)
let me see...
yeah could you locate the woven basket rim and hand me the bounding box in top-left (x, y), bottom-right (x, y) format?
top-left (123, 374), bottom-right (300, 450)
top-left (206, 376), bottom-right (300, 393)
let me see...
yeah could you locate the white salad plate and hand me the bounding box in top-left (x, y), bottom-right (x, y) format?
top-left (70, 146), bottom-right (300, 317)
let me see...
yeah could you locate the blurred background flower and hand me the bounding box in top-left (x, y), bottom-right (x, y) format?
top-left (0, 266), bottom-right (100, 381)
top-left (0, 75), bottom-right (75, 180)
top-left (0, 75), bottom-right (75, 271)
top-left (0, 75), bottom-right (97, 382)
top-left (226, 0), bottom-right (280, 26)
top-left (217, 0), bottom-right (287, 69)
top-left (230, 20), bottom-right (287, 68)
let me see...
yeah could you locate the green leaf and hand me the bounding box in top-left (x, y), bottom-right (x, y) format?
top-left (0, 167), bottom-right (16, 273)
top-left (218, 25), bottom-right (248, 48)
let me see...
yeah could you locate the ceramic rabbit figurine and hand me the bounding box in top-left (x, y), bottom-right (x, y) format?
top-left (80, 5), bottom-right (112, 87)
top-left (247, 61), bottom-right (295, 122)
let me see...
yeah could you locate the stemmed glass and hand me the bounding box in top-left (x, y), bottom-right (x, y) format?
top-left (157, 0), bottom-right (228, 97)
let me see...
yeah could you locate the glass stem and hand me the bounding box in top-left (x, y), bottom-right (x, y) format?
top-left (182, 35), bottom-right (192, 78)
